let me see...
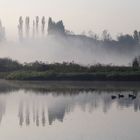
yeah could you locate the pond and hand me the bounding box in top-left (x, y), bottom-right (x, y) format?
top-left (0, 80), bottom-right (140, 140)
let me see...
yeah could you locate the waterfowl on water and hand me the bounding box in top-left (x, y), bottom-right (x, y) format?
top-left (111, 95), bottom-right (117, 100)
top-left (129, 94), bottom-right (136, 100)
top-left (118, 94), bottom-right (124, 98)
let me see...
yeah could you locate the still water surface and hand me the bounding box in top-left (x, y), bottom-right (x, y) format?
top-left (0, 80), bottom-right (140, 140)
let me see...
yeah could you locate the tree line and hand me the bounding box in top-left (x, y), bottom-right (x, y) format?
top-left (0, 58), bottom-right (139, 73)
top-left (0, 16), bottom-right (140, 49)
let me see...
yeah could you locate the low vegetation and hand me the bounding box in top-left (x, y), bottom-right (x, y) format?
top-left (0, 58), bottom-right (140, 81)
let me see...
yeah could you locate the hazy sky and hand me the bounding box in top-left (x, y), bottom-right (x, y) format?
top-left (0, 0), bottom-right (140, 40)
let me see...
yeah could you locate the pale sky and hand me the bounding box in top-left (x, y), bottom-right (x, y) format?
top-left (0, 0), bottom-right (140, 40)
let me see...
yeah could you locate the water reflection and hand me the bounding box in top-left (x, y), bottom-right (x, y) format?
top-left (18, 101), bottom-right (23, 126)
top-left (1, 81), bottom-right (140, 140)
top-left (48, 102), bottom-right (66, 125)
top-left (18, 100), bottom-right (47, 127)
top-left (0, 80), bottom-right (140, 127)
top-left (0, 98), bottom-right (6, 124)
top-left (14, 90), bottom-right (140, 127)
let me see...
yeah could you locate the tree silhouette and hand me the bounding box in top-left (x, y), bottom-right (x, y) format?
top-left (32, 20), bottom-right (35, 39)
top-left (48, 17), bottom-right (65, 35)
top-left (41, 16), bottom-right (45, 36)
top-left (18, 16), bottom-right (23, 41)
top-left (36, 16), bottom-right (39, 36)
top-left (117, 34), bottom-right (135, 46)
top-left (132, 57), bottom-right (139, 69)
top-left (0, 20), bottom-right (5, 41)
top-left (25, 16), bottom-right (30, 38)
top-left (102, 30), bottom-right (112, 41)
top-left (133, 30), bottom-right (139, 44)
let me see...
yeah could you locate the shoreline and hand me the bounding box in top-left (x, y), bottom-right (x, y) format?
top-left (0, 79), bottom-right (140, 93)
top-left (5, 71), bottom-right (140, 81)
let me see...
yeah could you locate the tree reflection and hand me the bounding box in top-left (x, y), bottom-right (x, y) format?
top-left (0, 98), bottom-right (6, 125)
top-left (25, 103), bottom-right (30, 126)
top-left (48, 105), bottom-right (65, 125)
top-left (1, 87), bottom-right (140, 127)
top-left (18, 101), bottom-right (24, 126)
top-left (42, 107), bottom-right (46, 127)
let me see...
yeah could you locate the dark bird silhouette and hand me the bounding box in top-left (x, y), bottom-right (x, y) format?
top-left (111, 95), bottom-right (117, 100)
top-left (129, 94), bottom-right (136, 100)
top-left (132, 96), bottom-right (136, 100)
top-left (118, 94), bottom-right (124, 98)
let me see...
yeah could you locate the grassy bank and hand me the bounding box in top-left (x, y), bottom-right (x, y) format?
top-left (4, 71), bottom-right (140, 81)
top-left (0, 58), bottom-right (140, 81)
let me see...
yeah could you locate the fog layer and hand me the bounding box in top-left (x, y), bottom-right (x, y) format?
top-left (0, 17), bottom-right (139, 66)
top-left (0, 35), bottom-right (138, 66)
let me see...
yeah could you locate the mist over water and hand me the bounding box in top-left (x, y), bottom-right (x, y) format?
top-left (0, 17), bottom-right (139, 66)
top-left (0, 35), bottom-right (139, 66)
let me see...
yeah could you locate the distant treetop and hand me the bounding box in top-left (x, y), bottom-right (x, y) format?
top-left (48, 17), bottom-right (65, 35)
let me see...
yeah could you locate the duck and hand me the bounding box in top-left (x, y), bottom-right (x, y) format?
top-left (111, 95), bottom-right (117, 100)
top-left (118, 94), bottom-right (124, 98)
top-left (129, 94), bottom-right (136, 100)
